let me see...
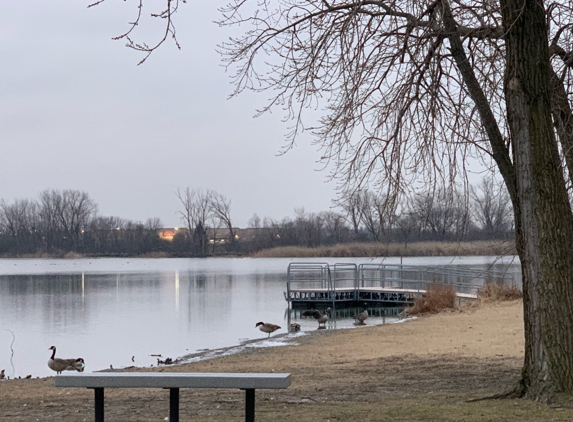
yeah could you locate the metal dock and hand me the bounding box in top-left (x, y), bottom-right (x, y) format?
top-left (285, 262), bottom-right (514, 307)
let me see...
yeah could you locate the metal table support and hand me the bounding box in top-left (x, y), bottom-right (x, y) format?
top-left (245, 388), bottom-right (255, 422)
top-left (170, 388), bottom-right (180, 422)
top-left (94, 388), bottom-right (104, 422)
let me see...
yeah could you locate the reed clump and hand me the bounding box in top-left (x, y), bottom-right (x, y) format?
top-left (406, 283), bottom-right (457, 315)
top-left (478, 282), bottom-right (523, 302)
top-left (250, 240), bottom-right (516, 258)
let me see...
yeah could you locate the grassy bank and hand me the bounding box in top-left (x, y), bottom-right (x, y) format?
top-left (251, 240), bottom-right (517, 258)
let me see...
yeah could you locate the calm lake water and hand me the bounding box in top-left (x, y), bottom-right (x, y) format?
top-left (0, 256), bottom-right (520, 378)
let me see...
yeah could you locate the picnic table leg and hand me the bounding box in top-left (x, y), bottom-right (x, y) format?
top-left (169, 388), bottom-right (180, 422)
top-left (94, 388), bottom-right (104, 422)
top-left (245, 388), bottom-right (255, 422)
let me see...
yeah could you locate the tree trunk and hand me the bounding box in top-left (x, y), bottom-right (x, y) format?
top-left (501, 0), bottom-right (573, 399)
top-left (549, 69), bottom-right (573, 184)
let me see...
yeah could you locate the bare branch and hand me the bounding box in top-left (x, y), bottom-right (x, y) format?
top-left (88, 0), bottom-right (186, 64)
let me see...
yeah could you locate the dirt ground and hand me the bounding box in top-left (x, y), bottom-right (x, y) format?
top-left (2, 300), bottom-right (573, 421)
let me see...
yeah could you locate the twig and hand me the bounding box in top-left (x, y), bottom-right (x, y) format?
top-left (4, 329), bottom-right (15, 378)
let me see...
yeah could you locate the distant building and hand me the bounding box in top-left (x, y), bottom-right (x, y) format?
top-left (157, 227), bottom-right (272, 244)
top-left (158, 228), bottom-right (179, 241)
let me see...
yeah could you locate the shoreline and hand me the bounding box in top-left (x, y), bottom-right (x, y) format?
top-left (100, 317), bottom-right (411, 375)
top-left (6, 299), bottom-right (569, 422)
top-left (0, 240), bottom-right (516, 260)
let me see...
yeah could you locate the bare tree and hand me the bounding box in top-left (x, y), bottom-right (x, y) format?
top-left (320, 211), bottom-right (349, 244)
top-left (216, 0), bottom-right (573, 399)
top-left (395, 210), bottom-right (420, 248)
top-left (37, 189), bottom-right (97, 252)
top-left (353, 190), bottom-right (399, 241)
top-left (293, 207), bottom-right (323, 247)
top-left (145, 217), bottom-right (163, 231)
top-left (209, 191), bottom-right (236, 251)
top-left (470, 177), bottom-right (513, 239)
top-left (248, 213), bottom-right (262, 229)
top-left (37, 189), bottom-right (61, 253)
top-left (339, 190), bottom-right (363, 237)
top-left (411, 188), bottom-right (469, 241)
top-left (357, 191), bottom-right (381, 241)
top-left (176, 188), bottom-right (212, 257)
top-left (57, 190), bottom-right (98, 250)
top-left (207, 212), bottom-right (222, 255)
top-left (0, 199), bottom-right (39, 253)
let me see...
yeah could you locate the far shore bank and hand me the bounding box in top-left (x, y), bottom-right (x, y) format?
top-left (250, 239), bottom-right (516, 258)
top-left (0, 240), bottom-right (516, 260)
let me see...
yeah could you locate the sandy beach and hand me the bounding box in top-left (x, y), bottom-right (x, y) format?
top-left (2, 299), bottom-right (573, 421)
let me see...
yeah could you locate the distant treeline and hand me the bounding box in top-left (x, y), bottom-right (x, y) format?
top-left (0, 179), bottom-right (514, 257)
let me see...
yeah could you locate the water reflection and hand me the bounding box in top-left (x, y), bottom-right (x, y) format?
top-left (287, 305), bottom-right (404, 331)
top-left (0, 268), bottom-right (285, 378)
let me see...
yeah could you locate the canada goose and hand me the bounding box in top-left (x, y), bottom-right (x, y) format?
top-left (354, 309), bottom-right (369, 324)
top-left (302, 309), bottom-right (321, 319)
top-left (302, 308), bottom-right (331, 328)
top-left (290, 323), bottom-right (301, 332)
top-left (70, 358), bottom-right (85, 372)
top-left (48, 346), bottom-right (85, 374)
top-left (317, 308), bottom-right (331, 328)
top-left (255, 321), bottom-right (281, 338)
top-left (0, 369), bottom-right (5, 379)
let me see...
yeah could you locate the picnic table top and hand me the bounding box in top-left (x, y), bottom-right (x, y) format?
top-left (55, 372), bottom-right (292, 389)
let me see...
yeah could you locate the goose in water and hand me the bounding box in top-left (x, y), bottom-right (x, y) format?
top-left (255, 321), bottom-right (281, 338)
top-left (48, 346), bottom-right (85, 374)
top-left (302, 308), bottom-right (331, 328)
top-left (354, 309), bottom-right (369, 324)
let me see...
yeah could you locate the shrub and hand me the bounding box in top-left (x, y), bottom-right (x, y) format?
top-left (478, 282), bottom-right (523, 301)
top-left (406, 283), bottom-right (457, 315)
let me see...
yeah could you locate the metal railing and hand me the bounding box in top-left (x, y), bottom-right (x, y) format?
top-left (286, 262), bottom-right (516, 304)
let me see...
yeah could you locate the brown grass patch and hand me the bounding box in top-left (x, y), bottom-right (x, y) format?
top-left (479, 282), bottom-right (523, 302)
top-left (250, 240), bottom-right (516, 258)
top-left (406, 283), bottom-right (457, 315)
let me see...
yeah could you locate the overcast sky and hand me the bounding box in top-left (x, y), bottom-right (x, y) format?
top-left (0, 1), bottom-right (339, 228)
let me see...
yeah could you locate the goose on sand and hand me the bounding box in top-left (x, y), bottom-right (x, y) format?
top-left (255, 321), bottom-right (281, 338)
top-left (48, 346), bottom-right (85, 374)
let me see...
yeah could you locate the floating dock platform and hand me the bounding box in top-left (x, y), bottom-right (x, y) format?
top-left (285, 262), bottom-right (513, 307)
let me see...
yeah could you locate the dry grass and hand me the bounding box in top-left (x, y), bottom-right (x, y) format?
top-left (251, 240), bottom-right (516, 258)
top-left (479, 282), bottom-right (523, 302)
top-left (406, 283), bottom-right (458, 315)
top-left (406, 280), bottom-right (523, 317)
